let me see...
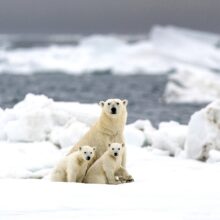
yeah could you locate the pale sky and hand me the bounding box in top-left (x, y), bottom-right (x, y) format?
top-left (0, 0), bottom-right (219, 34)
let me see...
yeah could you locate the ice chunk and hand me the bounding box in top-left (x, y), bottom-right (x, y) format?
top-left (125, 125), bottom-right (145, 148)
top-left (131, 119), bottom-right (156, 146)
top-left (150, 25), bottom-right (220, 70)
top-left (0, 94), bottom-right (99, 142)
top-left (49, 118), bottom-right (89, 148)
top-left (0, 142), bottom-right (61, 178)
top-left (151, 121), bottom-right (188, 156)
top-left (164, 68), bottom-right (220, 103)
top-left (185, 100), bottom-right (220, 160)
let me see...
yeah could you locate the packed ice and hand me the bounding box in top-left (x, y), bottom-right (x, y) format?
top-left (0, 93), bottom-right (219, 179)
top-left (0, 94), bottom-right (220, 219)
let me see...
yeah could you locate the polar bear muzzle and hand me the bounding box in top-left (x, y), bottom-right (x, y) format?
top-left (111, 106), bottom-right (117, 114)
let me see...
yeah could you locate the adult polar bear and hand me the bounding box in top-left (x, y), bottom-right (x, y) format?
top-left (68, 98), bottom-right (133, 182)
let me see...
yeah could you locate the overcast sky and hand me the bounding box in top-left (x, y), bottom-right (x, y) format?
top-left (0, 0), bottom-right (220, 34)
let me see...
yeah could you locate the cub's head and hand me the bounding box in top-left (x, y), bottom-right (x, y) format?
top-left (108, 143), bottom-right (124, 157)
top-left (99, 99), bottom-right (128, 117)
top-left (79, 145), bottom-right (96, 161)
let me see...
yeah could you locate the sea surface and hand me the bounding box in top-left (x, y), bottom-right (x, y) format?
top-left (0, 29), bottom-right (214, 125)
top-left (0, 73), bottom-right (205, 125)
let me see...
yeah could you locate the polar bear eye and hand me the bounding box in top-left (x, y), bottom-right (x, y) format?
top-left (112, 148), bottom-right (114, 150)
top-left (90, 152), bottom-right (93, 154)
top-left (84, 152), bottom-right (87, 154)
top-left (118, 148), bottom-right (120, 150)
top-left (108, 102), bottom-right (111, 105)
top-left (116, 102), bottom-right (119, 105)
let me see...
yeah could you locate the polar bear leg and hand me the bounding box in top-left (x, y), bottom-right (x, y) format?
top-left (116, 166), bottom-right (134, 183)
top-left (104, 170), bottom-right (120, 184)
top-left (51, 169), bottom-right (66, 182)
top-left (67, 168), bottom-right (77, 182)
top-left (85, 174), bottom-right (107, 184)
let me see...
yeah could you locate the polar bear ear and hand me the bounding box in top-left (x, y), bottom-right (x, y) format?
top-left (99, 101), bottom-right (105, 107)
top-left (122, 99), bottom-right (128, 106)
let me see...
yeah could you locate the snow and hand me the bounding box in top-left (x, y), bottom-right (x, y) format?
top-left (149, 26), bottom-right (220, 103)
top-left (0, 142), bottom-right (61, 179)
top-left (1, 94), bottom-right (220, 219)
top-left (164, 67), bottom-right (220, 103)
top-left (150, 26), bottom-right (220, 70)
top-left (150, 121), bottom-right (188, 156)
top-left (0, 35), bottom-right (172, 75)
top-left (185, 100), bottom-right (220, 160)
top-left (1, 151), bottom-right (220, 220)
top-left (1, 25), bottom-right (219, 77)
top-left (0, 94), bottom-right (99, 144)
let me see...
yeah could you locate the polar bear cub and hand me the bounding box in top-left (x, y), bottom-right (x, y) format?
top-left (51, 145), bottom-right (96, 182)
top-left (84, 143), bottom-right (129, 184)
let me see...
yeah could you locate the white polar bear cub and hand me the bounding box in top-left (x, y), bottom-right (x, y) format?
top-left (84, 143), bottom-right (131, 184)
top-left (51, 146), bottom-right (96, 182)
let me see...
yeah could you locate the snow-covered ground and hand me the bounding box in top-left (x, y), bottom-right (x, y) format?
top-left (1, 25), bottom-right (220, 103)
top-left (1, 94), bottom-right (220, 219)
top-left (1, 152), bottom-right (220, 220)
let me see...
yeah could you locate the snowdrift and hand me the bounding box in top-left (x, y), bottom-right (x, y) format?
top-left (0, 94), bottom-right (220, 219)
top-left (0, 94), bottom-right (220, 179)
top-left (185, 100), bottom-right (220, 161)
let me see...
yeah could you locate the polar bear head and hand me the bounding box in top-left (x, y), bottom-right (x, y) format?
top-left (79, 145), bottom-right (96, 161)
top-left (99, 98), bottom-right (128, 117)
top-left (108, 143), bottom-right (124, 157)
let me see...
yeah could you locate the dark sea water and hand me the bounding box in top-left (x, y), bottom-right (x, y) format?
top-left (0, 73), bottom-right (205, 125)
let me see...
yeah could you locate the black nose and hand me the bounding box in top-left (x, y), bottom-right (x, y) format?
top-left (111, 107), bottom-right (117, 114)
top-left (114, 152), bottom-right (118, 156)
top-left (86, 156), bottom-right (91, 160)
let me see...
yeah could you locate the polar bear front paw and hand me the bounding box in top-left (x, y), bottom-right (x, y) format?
top-left (125, 175), bottom-right (134, 183)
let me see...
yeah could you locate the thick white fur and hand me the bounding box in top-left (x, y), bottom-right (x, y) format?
top-left (84, 143), bottom-right (130, 184)
top-left (51, 146), bottom-right (96, 182)
top-left (68, 99), bottom-right (133, 182)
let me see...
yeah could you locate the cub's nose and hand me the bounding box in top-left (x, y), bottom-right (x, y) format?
top-left (111, 107), bottom-right (117, 114)
top-left (114, 152), bottom-right (118, 157)
top-left (86, 156), bottom-right (91, 160)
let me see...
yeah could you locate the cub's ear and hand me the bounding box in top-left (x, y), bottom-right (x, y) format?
top-left (122, 143), bottom-right (125, 147)
top-left (122, 99), bottom-right (128, 106)
top-left (93, 147), bottom-right (96, 151)
top-left (79, 146), bottom-right (82, 151)
top-left (99, 101), bottom-right (105, 107)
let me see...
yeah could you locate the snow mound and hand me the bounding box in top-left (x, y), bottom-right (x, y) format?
top-left (129, 119), bottom-right (156, 146)
top-left (126, 119), bottom-right (188, 157)
top-left (0, 142), bottom-right (61, 178)
top-left (0, 94), bottom-right (148, 178)
top-left (1, 94), bottom-right (220, 179)
top-left (164, 68), bottom-right (220, 103)
top-left (0, 34), bottom-right (172, 75)
top-left (1, 152), bottom-right (220, 220)
top-left (0, 93), bottom-right (99, 143)
top-left (185, 100), bottom-right (220, 160)
top-left (150, 26), bottom-right (220, 104)
top-left (150, 25), bottom-right (220, 70)
top-left (151, 121), bottom-right (188, 156)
